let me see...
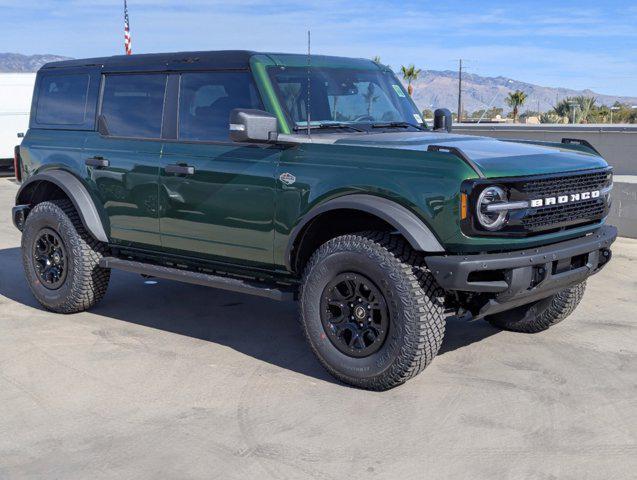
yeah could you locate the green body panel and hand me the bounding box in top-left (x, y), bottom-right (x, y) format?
top-left (19, 130), bottom-right (88, 179)
top-left (258, 53), bottom-right (386, 70)
top-left (18, 52), bottom-right (612, 280)
top-left (83, 133), bottom-right (162, 247)
top-left (159, 141), bottom-right (279, 267)
top-left (250, 55), bottom-right (292, 134)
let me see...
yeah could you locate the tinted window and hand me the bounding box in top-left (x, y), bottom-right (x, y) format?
top-left (36, 74), bottom-right (90, 125)
top-left (101, 74), bottom-right (167, 138)
top-left (178, 72), bottom-right (263, 141)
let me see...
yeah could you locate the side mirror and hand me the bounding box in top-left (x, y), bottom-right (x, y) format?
top-left (229, 109), bottom-right (279, 143)
top-left (433, 108), bottom-right (452, 133)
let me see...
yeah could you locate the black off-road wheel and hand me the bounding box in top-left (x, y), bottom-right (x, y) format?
top-left (21, 199), bottom-right (111, 313)
top-left (299, 232), bottom-right (446, 391)
top-left (486, 282), bottom-right (586, 333)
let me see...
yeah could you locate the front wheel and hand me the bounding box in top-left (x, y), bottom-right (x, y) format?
top-left (486, 282), bottom-right (586, 333)
top-left (299, 232), bottom-right (446, 391)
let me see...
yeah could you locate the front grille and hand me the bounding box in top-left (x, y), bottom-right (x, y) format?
top-left (521, 198), bottom-right (606, 230)
top-left (520, 170), bottom-right (610, 198)
top-left (517, 169), bottom-right (611, 232)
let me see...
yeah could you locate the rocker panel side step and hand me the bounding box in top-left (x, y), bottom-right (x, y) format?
top-left (99, 257), bottom-right (294, 301)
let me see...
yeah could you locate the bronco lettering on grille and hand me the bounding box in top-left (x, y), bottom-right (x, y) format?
top-left (529, 190), bottom-right (600, 208)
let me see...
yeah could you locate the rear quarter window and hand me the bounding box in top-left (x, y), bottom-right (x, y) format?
top-left (35, 73), bottom-right (91, 125)
top-left (100, 74), bottom-right (167, 138)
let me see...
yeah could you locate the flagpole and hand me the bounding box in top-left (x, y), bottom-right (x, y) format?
top-left (124, 0), bottom-right (132, 55)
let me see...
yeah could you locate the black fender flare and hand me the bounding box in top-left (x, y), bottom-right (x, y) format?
top-left (16, 170), bottom-right (109, 243)
top-left (285, 194), bottom-right (445, 269)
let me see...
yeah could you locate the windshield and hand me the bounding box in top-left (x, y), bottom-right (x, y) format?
top-left (268, 66), bottom-right (425, 131)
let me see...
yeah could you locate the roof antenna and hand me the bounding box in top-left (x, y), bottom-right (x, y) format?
top-left (306, 29), bottom-right (311, 138)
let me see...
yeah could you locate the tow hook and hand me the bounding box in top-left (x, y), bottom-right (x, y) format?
top-left (600, 248), bottom-right (612, 266)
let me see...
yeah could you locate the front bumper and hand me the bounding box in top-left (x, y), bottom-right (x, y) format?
top-left (426, 225), bottom-right (617, 318)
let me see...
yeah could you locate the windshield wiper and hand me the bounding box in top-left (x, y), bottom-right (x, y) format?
top-left (371, 122), bottom-right (424, 130)
top-left (293, 123), bottom-right (365, 133)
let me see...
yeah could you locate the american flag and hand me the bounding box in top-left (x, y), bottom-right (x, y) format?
top-left (124, 0), bottom-right (132, 55)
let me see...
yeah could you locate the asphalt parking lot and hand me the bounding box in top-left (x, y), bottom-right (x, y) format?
top-left (0, 177), bottom-right (635, 480)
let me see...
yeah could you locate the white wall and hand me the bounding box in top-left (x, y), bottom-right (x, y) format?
top-left (0, 73), bottom-right (36, 159)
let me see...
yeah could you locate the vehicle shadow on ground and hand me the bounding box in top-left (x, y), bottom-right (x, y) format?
top-left (0, 246), bottom-right (500, 385)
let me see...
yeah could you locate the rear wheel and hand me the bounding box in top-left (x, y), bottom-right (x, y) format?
top-left (21, 199), bottom-right (111, 313)
top-left (299, 232), bottom-right (446, 391)
top-left (486, 282), bottom-right (586, 333)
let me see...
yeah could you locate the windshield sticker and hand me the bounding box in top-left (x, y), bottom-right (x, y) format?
top-left (413, 113), bottom-right (423, 124)
top-left (392, 84), bottom-right (406, 97)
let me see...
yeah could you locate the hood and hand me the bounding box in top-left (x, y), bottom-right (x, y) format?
top-left (326, 131), bottom-right (608, 178)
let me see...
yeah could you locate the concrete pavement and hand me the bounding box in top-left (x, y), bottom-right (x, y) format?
top-left (0, 177), bottom-right (635, 479)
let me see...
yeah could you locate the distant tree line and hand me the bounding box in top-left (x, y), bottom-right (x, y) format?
top-left (466, 95), bottom-right (637, 124)
top-left (539, 98), bottom-right (637, 124)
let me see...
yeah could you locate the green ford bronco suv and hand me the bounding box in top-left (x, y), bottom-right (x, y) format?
top-left (12, 51), bottom-right (616, 390)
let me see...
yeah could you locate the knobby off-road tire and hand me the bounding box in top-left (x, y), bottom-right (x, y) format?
top-left (486, 281), bottom-right (587, 333)
top-left (299, 231), bottom-right (446, 391)
top-left (21, 199), bottom-right (111, 313)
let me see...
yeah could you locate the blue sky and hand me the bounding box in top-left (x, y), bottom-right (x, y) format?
top-left (2, 0), bottom-right (636, 96)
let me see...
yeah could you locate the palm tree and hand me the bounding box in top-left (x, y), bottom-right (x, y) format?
top-left (553, 99), bottom-right (573, 122)
top-left (506, 90), bottom-right (528, 123)
top-left (400, 64), bottom-right (421, 96)
top-left (552, 96), bottom-right (597, 124)
top-left (574, 95), bottom-right (597, 123)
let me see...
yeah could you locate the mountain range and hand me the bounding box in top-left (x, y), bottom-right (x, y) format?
top-left (408, 70), bottom-right (637, 115)
top-left (0, 53), bottom-right (71, 73)
top-left (2, 53), bottom-right (636, 114)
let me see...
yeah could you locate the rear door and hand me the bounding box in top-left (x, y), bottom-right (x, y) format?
top-left (84, 73), bottom-right (167, 248)
top-left (159, 70), bottom-right (278, 267)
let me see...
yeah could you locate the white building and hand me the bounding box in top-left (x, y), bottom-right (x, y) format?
top-left (0, 73), bottom-right (36, 159)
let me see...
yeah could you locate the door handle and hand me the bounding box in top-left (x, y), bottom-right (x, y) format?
top-left (165, 164), bottom-right (195, 175)
top-left (85, 156), bottom-right (109, 168)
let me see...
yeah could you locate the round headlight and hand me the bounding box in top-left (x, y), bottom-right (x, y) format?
top-left (476, 186), bottom-right (507, 230)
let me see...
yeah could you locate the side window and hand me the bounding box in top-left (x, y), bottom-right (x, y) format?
top-left (178, 71), bottom-right (263, 142)
top-left (36, 74), bottom-right (90, 125)
top-left (101, 74), bottom-right (167, 138)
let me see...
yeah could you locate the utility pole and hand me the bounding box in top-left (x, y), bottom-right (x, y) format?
top-left (457, 59), bottom-right (463, 123)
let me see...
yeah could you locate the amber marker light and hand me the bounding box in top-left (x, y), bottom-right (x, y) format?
top-left (460, 192), bottom-right (468, 220)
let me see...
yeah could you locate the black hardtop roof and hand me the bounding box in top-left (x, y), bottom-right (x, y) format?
top-left (41, 50), bottom-right (258, 71)
top-left (40, 50), bottom-right (378, 72)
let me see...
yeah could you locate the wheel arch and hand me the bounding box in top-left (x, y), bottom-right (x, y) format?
top-left (286, 194), bottom-right (444, 273)
top-left (16, 170), bottom-right (109, 243)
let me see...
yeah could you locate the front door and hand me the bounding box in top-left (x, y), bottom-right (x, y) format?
top-left (85, 73), bottom-right (168, 248)
top-left (159, 71), bottom-right (278, 267)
